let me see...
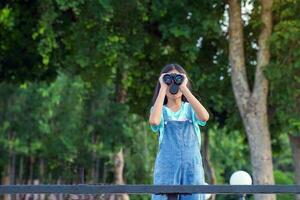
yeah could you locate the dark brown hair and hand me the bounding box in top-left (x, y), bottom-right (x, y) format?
top-left (151, 63), bottom-right (192, 106)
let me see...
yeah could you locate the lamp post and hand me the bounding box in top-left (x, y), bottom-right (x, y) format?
top-left (229, 171), bottom-right (252, 200)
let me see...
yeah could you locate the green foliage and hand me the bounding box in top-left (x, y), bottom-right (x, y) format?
top-left (266, 0), bottom-right (300, 137)
top-left (209, 125), bottom-right (251, 183)
top-left (274, 170), bottom-right (295, 200)
top-left (0, 72), bottom-right (157, 186)
top-left (0, 6), bottom-right (14, 29)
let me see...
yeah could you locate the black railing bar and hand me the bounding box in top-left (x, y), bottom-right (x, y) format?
top-left (0, 185), bottom-right (299, 194)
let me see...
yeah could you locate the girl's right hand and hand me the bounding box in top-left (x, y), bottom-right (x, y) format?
top-left (159, 73), bottom-right (168, 89)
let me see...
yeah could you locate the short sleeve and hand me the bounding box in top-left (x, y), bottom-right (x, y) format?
top-left (190, 104), bottom-right (206, 126)
top-left (150, 106), bottom-right (164, 133)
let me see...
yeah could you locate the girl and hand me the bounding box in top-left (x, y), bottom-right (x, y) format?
top-left (149, 64), bottom-right (209, 200)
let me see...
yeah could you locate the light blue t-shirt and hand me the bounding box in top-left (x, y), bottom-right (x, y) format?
top-left (150, 102), bottom-right (206, 147)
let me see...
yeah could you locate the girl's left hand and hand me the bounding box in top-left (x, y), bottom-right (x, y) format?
top-left (180, 74), bottom-right (188, 87)
top-left (179, 73), bottom-right (188, 89)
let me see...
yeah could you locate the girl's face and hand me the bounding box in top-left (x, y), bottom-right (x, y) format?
top-left (165, 69), bottom-right (183, 101)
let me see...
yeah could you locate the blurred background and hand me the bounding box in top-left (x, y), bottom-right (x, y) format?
top-left (0, 0), bottom-right (299, 200)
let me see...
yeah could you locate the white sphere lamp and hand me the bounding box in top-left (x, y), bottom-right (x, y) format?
top-left (230, 170), bottom-right (252, 185)
top-left (229, 171), bottom-right (252, 200)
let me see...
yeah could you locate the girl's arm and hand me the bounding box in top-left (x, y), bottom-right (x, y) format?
top-left (180, 75), bottom-right (209, 122)
top-left (149, 74), bottom-right (168, 126)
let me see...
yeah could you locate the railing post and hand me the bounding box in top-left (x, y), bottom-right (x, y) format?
top-left (167, 193), bottom-right (178, 200)
top-left (239, 194), bottom-right (246, 200)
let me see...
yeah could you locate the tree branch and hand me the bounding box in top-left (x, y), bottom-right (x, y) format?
top-left (253, 0), bottom-right (273, 101)
top-left (228, 0), bottom-right (250, 114)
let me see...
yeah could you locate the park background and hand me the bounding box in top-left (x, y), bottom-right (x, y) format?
top-left (0, 0), bottom-right (299, 200)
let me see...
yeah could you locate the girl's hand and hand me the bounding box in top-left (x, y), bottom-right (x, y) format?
top-left (179, 73), bottom-right (188, 90)
top-left (159, 73), bottom-right (168, 90)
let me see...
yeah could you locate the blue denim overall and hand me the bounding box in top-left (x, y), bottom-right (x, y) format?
top-left (152, 107), bottom-right (205, 200)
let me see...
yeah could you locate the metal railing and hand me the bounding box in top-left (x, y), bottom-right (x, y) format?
top-left (0, 185), bottom-right (300, 200)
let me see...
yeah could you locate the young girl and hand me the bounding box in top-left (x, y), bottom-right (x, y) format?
top-left (149, 64), bottom-right (209, 200)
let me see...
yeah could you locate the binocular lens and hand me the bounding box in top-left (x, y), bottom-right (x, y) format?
top-left (163, 74), bottom-right (173, 85)
top-left (174, 74), bottom-right (183, 84)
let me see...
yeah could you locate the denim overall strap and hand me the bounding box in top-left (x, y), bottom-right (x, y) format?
top-left (152, 113), bottom-right (205, 200)
top-left (188, 105), bottom-right (201, 149)
top-left (157, 106), bottom-right (168, 146)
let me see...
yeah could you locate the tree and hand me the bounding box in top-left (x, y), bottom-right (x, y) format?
top-left (228, 0), bottom-right (275, 200)
top-left (267, 1), bottom-right (300, 199)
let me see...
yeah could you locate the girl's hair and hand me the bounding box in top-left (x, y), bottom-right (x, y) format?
top-left (151, 63), bottom-right (192, 106)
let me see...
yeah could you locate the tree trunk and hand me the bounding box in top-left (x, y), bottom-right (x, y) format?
top-left (91, 133), bottom-right (99, 184)
top-left (112, 63), bottom-right (130, 200)
top-left (115, 65), bottom-right (128, 103)
top-left (95, 157), bottom-right (100, 183)
top-left (29, 156), bottom-right (35, 184)
top-left (113, 148), bottom-right (130, 200)
top-left (114, 148), bottom-right (125, 185)
top-left (39, 158), bottom-right (45, 183)
top-left (10, 152), bottom-right (16, 200)
top-left (202, 130), bottom-right (216, 200)
top-left (228, 0), bottom-right (275, 200)
top-left (288, 134), bottom-right (300, 200)
top-left (9, 132), bottom-right (16, 200)
top-left (57, 178), bottom-right (63, 200)
top-left (18, 157), bottom-right (24, 184)
top-left (10, 149), bottom-right (16, 185)
top-left (79, 167), bottom-right (85, 184)
top-left (102, 163), bottom-right (108, 183)
top-left (2, 168), bottom-right (11, 200)
top-left (16, 157), bottom-right (24, 200)
top-left (38, 159), bottom-right (46, 200)
top-left (3, 131), bottom-right (16, 200)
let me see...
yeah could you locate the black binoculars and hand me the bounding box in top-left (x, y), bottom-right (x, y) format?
top-left (163, 73), bottom-right (184, 94)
